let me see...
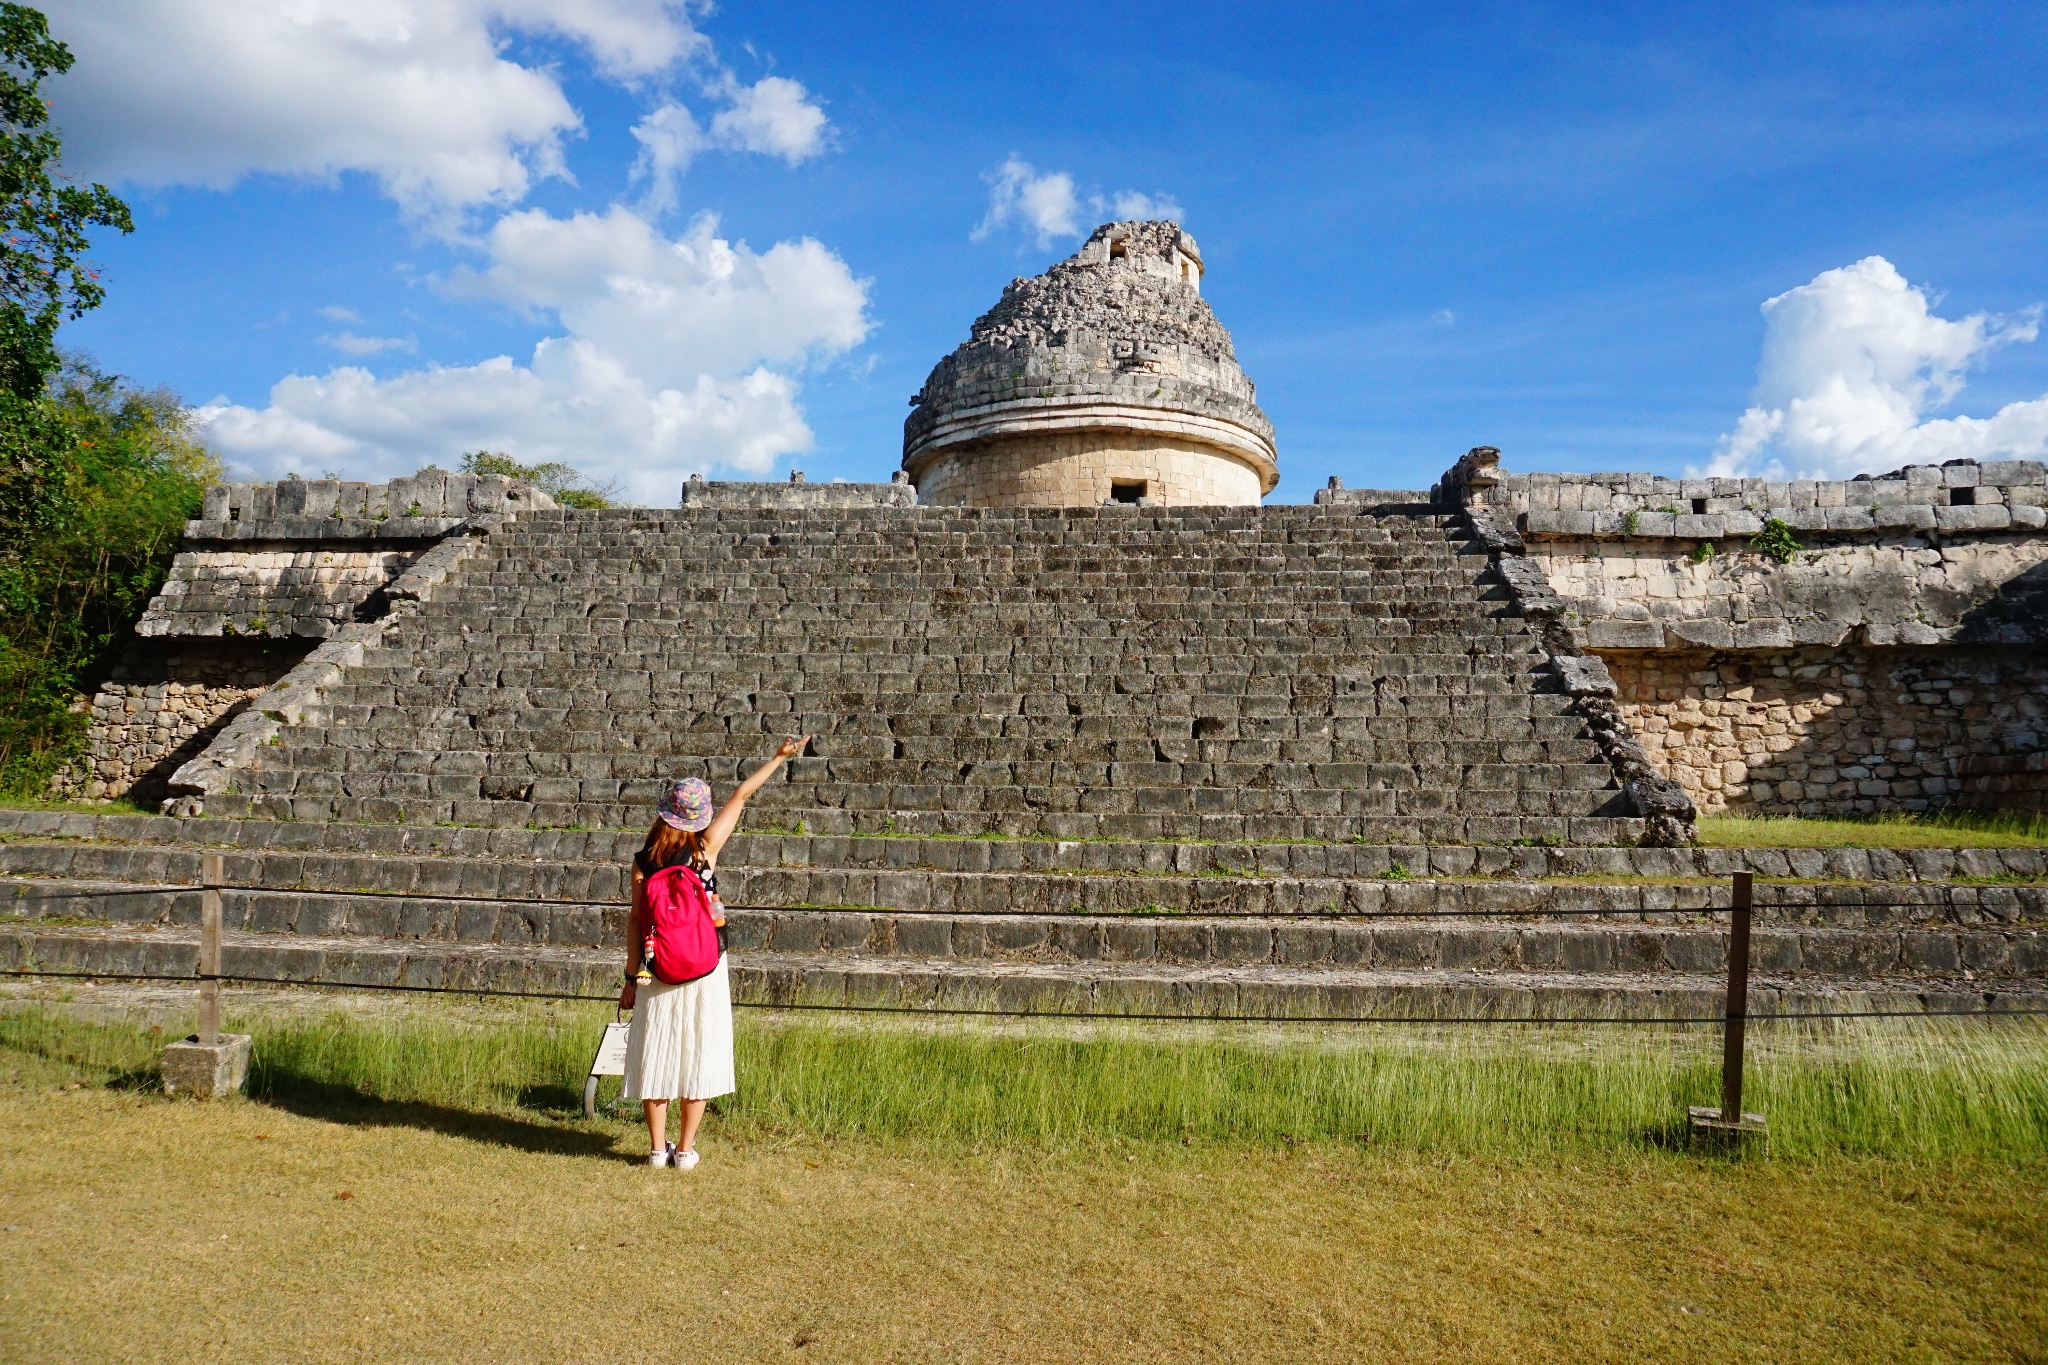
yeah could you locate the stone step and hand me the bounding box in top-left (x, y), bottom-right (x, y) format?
top-left (14, 812), bottom-right (2034, 884)
top-left (373, 648), bottom-right (1545, 672)
top-left (7, 922), bottom-right (2039, 1020)
top-left (197, 793), bottom-right (1649, 844)
top-left (225, 773), bottom-right (1629, 822)
top-left (252, 754), bottom-right (1624, 795)
top-left (265, 732), bottom-right (1610, 767)
top-left (9, 872), bottom-right (2042, 975)
top-left (3, 842), bottom-right (2008, 922)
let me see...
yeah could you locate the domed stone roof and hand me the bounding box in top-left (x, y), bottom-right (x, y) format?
top-left (902, 221), bottom-right (1277, 500)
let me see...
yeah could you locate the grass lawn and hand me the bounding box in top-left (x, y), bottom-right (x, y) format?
top-left (1699, 809), bottom-right (2048, 849)
top-left (2, 989), bottom-right (2046, 1362)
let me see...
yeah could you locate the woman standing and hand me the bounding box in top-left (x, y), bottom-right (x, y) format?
top-left (619, 735), bottom-right (808, 1168)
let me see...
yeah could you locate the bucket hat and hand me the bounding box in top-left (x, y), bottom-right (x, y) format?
top-left (657, 776), bottom-right (715, 832)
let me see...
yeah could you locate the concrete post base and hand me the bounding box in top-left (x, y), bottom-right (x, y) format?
top-left (161, 1034), bottom-right (252, 1098)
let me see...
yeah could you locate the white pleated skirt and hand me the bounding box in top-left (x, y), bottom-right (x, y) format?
top-left (621, 956), bottom-right (736, 1101)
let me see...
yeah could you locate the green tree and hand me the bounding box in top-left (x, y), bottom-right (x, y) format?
top-left (0, 4), bottom-right (132, 540)
top-left (0, 357), bottom-right (217, 792)
top-left (459, 450), bottom-right (620, 509)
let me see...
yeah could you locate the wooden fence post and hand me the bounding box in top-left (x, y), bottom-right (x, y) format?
top-left (1689, 870), bottom-right (1766, 1138)
top-left (161, 851), bottom-right (248, 1097)
top-left (199, 853), bottom-right (223, 1047)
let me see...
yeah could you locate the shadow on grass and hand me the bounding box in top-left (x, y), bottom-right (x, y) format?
top-left (253, 1073), bottom-right (625, 1159)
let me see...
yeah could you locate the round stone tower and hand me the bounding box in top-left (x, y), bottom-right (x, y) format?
top-left (903, 221), bottom-right (1278, 507)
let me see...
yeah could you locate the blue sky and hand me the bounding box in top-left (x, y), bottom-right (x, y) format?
top-left (47, 1), bottom-right (2048, 503)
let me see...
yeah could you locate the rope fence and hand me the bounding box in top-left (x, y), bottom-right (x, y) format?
top-left (4, 964), bottom-right (2045, 1026)
top-left (7, 866), bottom-right (2048, 1134)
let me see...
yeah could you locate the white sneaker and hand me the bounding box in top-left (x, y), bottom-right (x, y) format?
top-left (647, 1148), bottom-right (670, 1167)
top-left (673, 1149), bottom-right (701, 1171)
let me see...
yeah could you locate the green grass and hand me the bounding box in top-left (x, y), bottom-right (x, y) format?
top-left (1700, 808), bottom-right (2048, 849)
top-left (5, 993), bottom-right (2045, 1162)
top-left (0, 793), bottom-right (157, 817)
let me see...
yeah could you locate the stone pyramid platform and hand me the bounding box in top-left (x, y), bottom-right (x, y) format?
top-left (10, 501), bottom-right (2044, 1017)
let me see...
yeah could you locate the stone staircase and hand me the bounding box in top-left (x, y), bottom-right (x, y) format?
top-left (205, 506), bottom-right (1643, 844)
top-left (9, 505), bottom-right (2044, 1018)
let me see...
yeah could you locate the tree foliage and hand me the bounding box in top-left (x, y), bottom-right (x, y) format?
top-left (0, 4), bottom-right (132, 540)
top-left (459, 450), bottom-right (620, 509)
top-left (0, 5), bottom-right (172, 794)
top-left (0, 357), bottom-right (217, 792)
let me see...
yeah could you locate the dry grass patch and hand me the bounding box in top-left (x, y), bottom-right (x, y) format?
top-left (1, 990), bottom-right (2047, 1361)
top-left (1, 1065), bottom-right (2045, 1364)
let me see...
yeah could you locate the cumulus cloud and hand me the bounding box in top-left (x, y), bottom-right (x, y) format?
top-left (1704, 256), bottom-right (2048, 479)
top-left (48, 1), bottom-right (708, 224)
top-left (317, 305), bottom-right (363, 323)
top-left (708, 76), bottom-right (830, 164)
top-left (198, 210), bottom-right (871, 503)
top-left (973, 159), bottom-right (1187, 249)
top-left (629, 76), bottom-right (829, 216)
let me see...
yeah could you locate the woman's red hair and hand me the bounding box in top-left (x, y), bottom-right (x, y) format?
top-left (642, 818), bottom-right (706, 871)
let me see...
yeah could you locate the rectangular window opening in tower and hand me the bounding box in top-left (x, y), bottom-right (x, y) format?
top-left (1109, 239), bottom-right (1128, 260)
top-left (1111, 480), bottom-right (1147, 504)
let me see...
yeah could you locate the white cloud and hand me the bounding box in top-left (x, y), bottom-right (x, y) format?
top-left (323, 332), bottom-right (417, 357)
top-left (197, 209), bottom-right (870, 503)
top-left (49, 0), bottom-right (706, 223)
top-left (317, 305), bottom-right (362, 323)
top-left (628, 103), bottom-right (709, 217)
top-left (627, 79), bottom-right (827, 217)
top-left (448, 207), bottom-right (872, 383)
top-left (1107, 190), bottom-right (1184, 221)
top-left (973, 158), bottom-right (1184, 249)
top-left (973, 159), bottom-right (1083, 248)
top-left (708, 76), bottom-right (830, 164)
top-left (1705, 256), bottom-right (2047, 479)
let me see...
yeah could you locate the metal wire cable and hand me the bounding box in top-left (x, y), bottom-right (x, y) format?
top-left (4, 966), bottom-right (2044, 1025)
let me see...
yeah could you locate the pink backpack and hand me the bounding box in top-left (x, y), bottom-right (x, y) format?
top-left (642, 864), bottom-right (724, 985)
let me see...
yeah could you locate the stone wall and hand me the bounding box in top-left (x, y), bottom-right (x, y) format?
top-left (1527, 535), bottom-right (2048, 650)
top-left (1454, 453), bottom-right (2048, 817)
top-left (138, 472), bottom-right (552, 641)
top-left (52, 639), bottom-right (309, 804)
top-left (680, 471), bottom-right (915, 509)
top-left (913, 430), bottom-right (1266, 507)
top-left (58, 472), bottom-right (545, 807)
top-left (1612, 647), bottom-right (2048, 816)
top-left (202, 472), bottom-right (553, 521)
top-left (140, 537), bottom-right (437, 640)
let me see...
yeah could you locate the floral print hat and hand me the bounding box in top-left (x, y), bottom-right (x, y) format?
top-left (657, 777), bottom-right (715, 832)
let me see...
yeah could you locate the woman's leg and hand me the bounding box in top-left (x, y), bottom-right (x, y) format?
top-left (677, 1098), bottom-right (709, 1153)
top-left (643, 1098), bottom-right (669, 1152)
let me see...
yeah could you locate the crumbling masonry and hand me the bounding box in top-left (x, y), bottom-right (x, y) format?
top-left (11, 221), bottom-right (2044, 1019)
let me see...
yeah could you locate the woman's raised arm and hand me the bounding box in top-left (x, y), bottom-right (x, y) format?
top-left (702, 735), bottom-right (810, 860)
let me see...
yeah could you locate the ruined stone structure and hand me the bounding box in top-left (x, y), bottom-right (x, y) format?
top-left (1446, 449), bottom-right (2048, 816)
top-left (904, 221), bottom-right (1278, 507)
top-left (10, 246), bottom-right (2047, 1021)
top-left (53, 472), bottom-right (551, 806)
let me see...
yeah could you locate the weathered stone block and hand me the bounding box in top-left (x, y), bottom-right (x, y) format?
top-left (160, 1034), bottom-right (251, 1098)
